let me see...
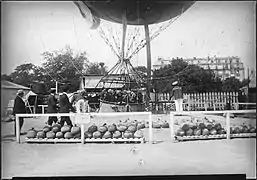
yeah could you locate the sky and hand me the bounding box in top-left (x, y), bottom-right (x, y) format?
top-left (1, 1), bottom-right (256, 76)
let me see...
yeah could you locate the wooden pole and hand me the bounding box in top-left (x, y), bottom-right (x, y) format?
top-left (149, 113), bottom-right (153, 144)
top-left (246, 68), bottom-right (250, 109)
top-left (170, 113), bottom-right (175, 143)
top-left (226, 112), bottom-right (230, 139)
top-left (81, 124), bottom-right (85, 144)
top-left (144, 24), bottom-right (151, 111)
top-left (121, 11), bottom-right (127, 60)
top-left (16, 115), bottom-right (20, 143)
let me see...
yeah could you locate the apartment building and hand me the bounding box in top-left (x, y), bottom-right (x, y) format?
top-left (153, 56), bottom-right (245, 81)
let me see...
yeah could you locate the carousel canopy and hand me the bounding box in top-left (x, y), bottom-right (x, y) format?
top-left (79, 1), bottom-right (195, 25)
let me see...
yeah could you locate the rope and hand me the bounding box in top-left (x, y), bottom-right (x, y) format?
top-left (98, 25), bottom-right (120, 58)
top-left (127, 14), bottom-right (182, 60)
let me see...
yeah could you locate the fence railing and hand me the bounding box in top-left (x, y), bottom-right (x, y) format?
top-left (150, 91), bottom-right (241, 112)
top-left (169, 109), bottom-right (256, 142)
top-left (15, 112), bottom-right (153, 144)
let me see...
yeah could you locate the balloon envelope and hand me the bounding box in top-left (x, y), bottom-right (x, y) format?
top-left (81, 1), bottom-right (195, 25)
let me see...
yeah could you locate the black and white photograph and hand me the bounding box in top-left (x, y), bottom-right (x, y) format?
top-left (1, 1), bottom-right (256, 179)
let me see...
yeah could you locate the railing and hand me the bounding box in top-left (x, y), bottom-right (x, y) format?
top-left (15, 112), bottom-right (153, 144)
top-left (169, 109), bottom-right (256, 142)
top-left (150, 101), bottom-right (256, 113)
top-left (154, 91), bottom-right (239, 111)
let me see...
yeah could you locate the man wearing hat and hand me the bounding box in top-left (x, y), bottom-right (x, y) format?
top-left (13, 89), bottom-right (26, 135)
top-left (171, 81), bottom-right (183, 112)
top-left (47, 88), bottom-right (58, 126)
top-left (59, 86), bottom-right (73, 127)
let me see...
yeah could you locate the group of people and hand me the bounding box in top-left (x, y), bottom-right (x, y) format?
top-left (12, 81), bottom-right (183, 135)
top-left (100, 89), bottom-right (143, 104)
top-left (12, 87), bottom-right (91, 135)
top-left (47, 87), bottom-right (90, 127)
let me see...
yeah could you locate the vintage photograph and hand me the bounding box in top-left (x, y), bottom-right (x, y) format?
top-left (1, 1), bottom-right (256, 179)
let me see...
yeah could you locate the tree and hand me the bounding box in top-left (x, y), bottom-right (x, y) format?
top-left (1, 74), bottom-right (12, 81)
top-left (222, 77), bottom-right (250, 92)
top-left (86, 62), bottom-right (108, 75)
top-left (42, 46), bottom-right (89, 92)
top-left (134, 66), bottom-right (147, 78)
top-left (8, 63), bottom-right (44, 87)
top-left (152, 59), bottom-right (223, 93)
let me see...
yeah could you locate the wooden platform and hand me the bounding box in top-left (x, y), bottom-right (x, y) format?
top-left (175, 133), bottom-right (256, 142)
top-left (25, 137), bottom-right (145, 144)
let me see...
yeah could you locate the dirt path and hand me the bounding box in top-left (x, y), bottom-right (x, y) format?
top-left (2, 139), bottom-right (256, 178)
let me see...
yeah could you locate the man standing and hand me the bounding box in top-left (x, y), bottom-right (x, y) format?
top-left (13, 90), bottom-right (26, 135)
top-left (59, 87), bottom-right (73, 127)
top-left (171, 81), bottom-right (183, 112)
top-left (47, 88), bottom-right (58, 126)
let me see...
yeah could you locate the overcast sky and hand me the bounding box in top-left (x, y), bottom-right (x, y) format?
top-left (1, 1), bottom-right (256, 75)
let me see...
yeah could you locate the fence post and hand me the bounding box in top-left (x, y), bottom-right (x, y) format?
top-left (226, 112), bottom-right (231, 140)
top-left (235, 92), bottom-right (239, 110)
top-left (220, 92), bottom-right (224, 110)
top-left (213, 92), bottom-right (216, 111)
top-left (203, 92), bottom-right (206, 110)
top-left (170, 113), bottom-right (175, 143)
top-left (206, 92), bottom-right (208, 111)
top-left (149, 113), bottom-right (153, 144)
top-left (81, 123), bottom-right (85, 144)
top-left (16, 115), bottom-right (20, 143)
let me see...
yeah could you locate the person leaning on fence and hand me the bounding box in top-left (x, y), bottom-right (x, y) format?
top-left (59, 87), bottom-right (73, 127)
top-left (47, 88), bottom-right (58, 126)
top-left (170, 81), bottom-right (183, 112)
top-left (13, 90), bottom-right (26, 135)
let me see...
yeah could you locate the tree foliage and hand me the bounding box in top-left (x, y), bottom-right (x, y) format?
top-left (2, 46), bottom-right (250, 94)
top-left (151, 59), bottom-right (246, 93)
top-left (222, 77), bottom-right (250, 92)
top-left (8, 63), bottom-right (44, 87)
top-left (86, 62), bottom-right (108, 75)
top-left (41, 46), bottom-right (89, 92)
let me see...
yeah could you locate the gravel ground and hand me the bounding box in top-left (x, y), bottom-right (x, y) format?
top-left (1, 114), bottom-right (256, 179)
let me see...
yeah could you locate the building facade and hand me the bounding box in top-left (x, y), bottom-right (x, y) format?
top-left (153, 56), bottom-right (245, 81)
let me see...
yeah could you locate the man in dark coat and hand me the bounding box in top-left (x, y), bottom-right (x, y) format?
top-left (59, 87), bottom-right (73, 127)
top-left (47, 89), bottom-right (58, 126)
top-left (13, 89), bottom-right (26, 135)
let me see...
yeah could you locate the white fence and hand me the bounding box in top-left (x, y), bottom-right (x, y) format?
top-left (151, 91), bottom-right (240, 112)
top-left (15, 110), bottom-right (256, 144)
top-left (15, 112), bottom-right (153, 144)
top-left (169, 109), bottom-right (256, 142)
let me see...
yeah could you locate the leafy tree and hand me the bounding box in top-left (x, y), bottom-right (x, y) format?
top-left (134, 66), bottom-right (147, 78)
top-left (152, 59), bottom-right (223, 93)
top-left (1, 74), bottom-right (12, 81)
top-left (8, 63), bottom-right (44, 87)
top-left (41, 46), bottom-right (89, 92)
top-left (86, 62), bottom-right (108, 75)
top-left (222, 77), bottom-right (250, 92)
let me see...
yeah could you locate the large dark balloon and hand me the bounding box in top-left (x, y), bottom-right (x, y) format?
top-left (80, 1), bottom-right (195, 25)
